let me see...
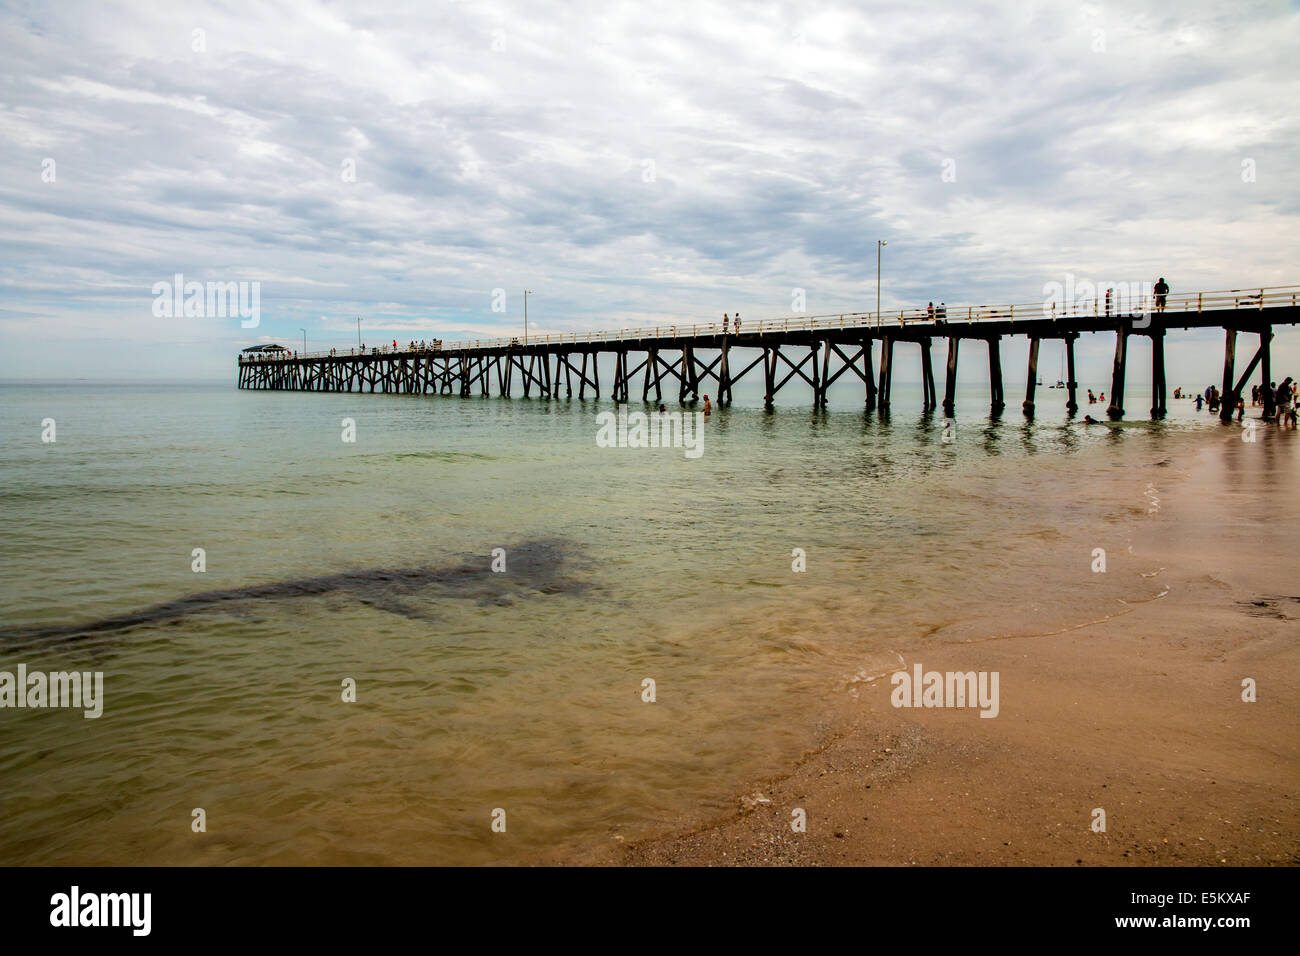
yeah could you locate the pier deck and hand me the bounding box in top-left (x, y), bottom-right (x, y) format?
top-left (238, 285), bottom-right (1300, 420)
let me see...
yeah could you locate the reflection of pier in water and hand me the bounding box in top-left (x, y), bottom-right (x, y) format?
top-left (238, 286), bottom-right (1300, 421)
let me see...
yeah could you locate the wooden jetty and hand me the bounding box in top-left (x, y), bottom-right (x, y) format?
top-left (238, 286), bottom-right (1299, 420)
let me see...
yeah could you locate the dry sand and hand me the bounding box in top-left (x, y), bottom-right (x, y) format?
top-left (612, 425), bottom-right (1300, 866)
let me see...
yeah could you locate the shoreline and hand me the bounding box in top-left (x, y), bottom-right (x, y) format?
top-left (605, 426), bottom-right (1300, 866)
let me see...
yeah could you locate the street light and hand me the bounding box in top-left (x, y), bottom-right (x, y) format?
top-left (876, 240), bottom-right (887, 328)
top-left (523, 290), bottom-right (534, 344)
top-left (300, 328), bottom-right (306, 355)
top-left (356, 316), bottom-right (361, 348)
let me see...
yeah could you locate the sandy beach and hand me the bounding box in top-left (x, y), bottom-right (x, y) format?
top-left (612, 424), bottom-right (1300, 866)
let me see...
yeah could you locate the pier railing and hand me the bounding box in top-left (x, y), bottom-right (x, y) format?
top-left (239, 284), bottom-right (1300, 362)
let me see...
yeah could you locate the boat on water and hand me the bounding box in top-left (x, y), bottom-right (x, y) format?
top-left (1048, 349), bottom-right (1065, 387)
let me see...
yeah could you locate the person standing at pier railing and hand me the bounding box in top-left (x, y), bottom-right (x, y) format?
top-left (734, 313), bottom-right (741, 334)
top-left (1154, 277), bottom-right (1170, 312)
top-left (723, 314), bottom-right (729, 333)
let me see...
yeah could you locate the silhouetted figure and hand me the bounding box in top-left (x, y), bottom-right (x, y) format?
top-left (1154, 277), bottom-right (1169, 312)
top-left (1276, 378), bottom-right (1294, 414)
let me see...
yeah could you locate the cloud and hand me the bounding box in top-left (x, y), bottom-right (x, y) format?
top-left (0, 0), bottom-right (1296, 383)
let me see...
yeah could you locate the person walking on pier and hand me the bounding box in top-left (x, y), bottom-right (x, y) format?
top-left (1154, 277), bottom-right (1169, 313)
top-left (734, 313), bottom-right (741, 335)
top-left (723, 314), bottom-right (729, 333)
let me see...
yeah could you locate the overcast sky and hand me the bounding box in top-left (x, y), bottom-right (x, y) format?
top-left (1, 0), bottom-right (1297, 383)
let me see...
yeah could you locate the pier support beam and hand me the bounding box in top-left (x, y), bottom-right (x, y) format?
top-left (642, 348), bottom-right (657, 402)
top-left (809, 343), bottom-right (822, 408)
top-left (878, 335), bottom-right (893, 410)
top-left (942, 336), bottom-right (959, 418)
top-left (988, 335), bottom-right (1005, 417)
top-left (1065, 333), bottom-right (1079, 416)
top-left (1261, 328), bottom-right (1274, 419)
top-left (680, 346), bottom-right (699, 403)
top-left (1231, 335), bottom-right (1271, 419)
top-left (864, 339), bottom-right (878, 410)
top-left (718, 342), bottom-right (732, 406)
top-left (613, 350), bottom-right (628, 403)
top-left (1219, 328), bottom-right (1237, 423)
top-left (1150, 329), bottom-right (1167, 419)
top-left (817, 341), bottom-right (831, 408)
top-left (763, 347), bottom-right (775, 410)
top-left (1023, 336), bottom-right (1040, 418)
top-left (1107, 330), bottom-right (1128, 420)
top-left (920, 338), bottom-right (936, 411)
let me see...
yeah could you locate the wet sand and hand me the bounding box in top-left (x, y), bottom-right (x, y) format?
top-left (611, 425), bottom-right (1300, 866)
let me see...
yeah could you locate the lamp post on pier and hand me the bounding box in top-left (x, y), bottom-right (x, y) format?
top-left (299, 328), bottom-right (306, 356)
top-left (523, 290), bottom-right (534, 344)
top-left (876, 240), bottom-right (887, 328)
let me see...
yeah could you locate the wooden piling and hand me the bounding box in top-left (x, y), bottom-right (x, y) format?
top-left (1150, 329), bottom-right (1166, 419)
top-left (942, 336), bottom-right (959, 417)
top-left (818, 341), bottom-right (831, 408)
top-left (763, 347), bottom-right (775, 410)
top-left (1107, 329), bottom-right (1127, 420)
top-left (921, 337), bottom-right (936, 411)
top-left (988, 335), bottom-right (1005, 417)
top-left (878, 335), bottom-right (893, 409)
top-left (1065, 333), bottom-right (1079, 416)
top-left (1023, 336), bottom-right (1040, 418)
top-left (1219, 328), bottom-right (1237, 423)
top-left (864, 339), bottom-right (878, 410)
top-left (1261, 328), bottom-right (1274, 419)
